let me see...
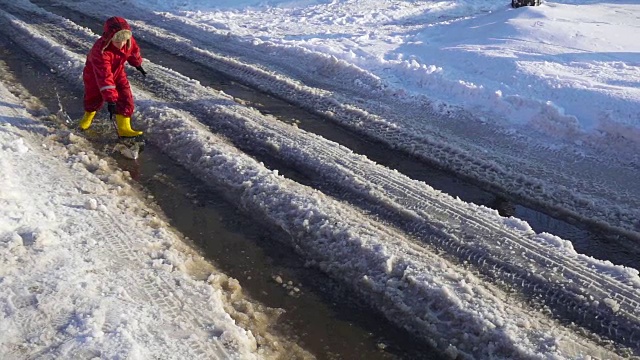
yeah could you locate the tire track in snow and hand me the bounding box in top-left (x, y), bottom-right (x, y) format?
top-left (138, 105), bottom-right (628, 359)
top-left (91, 213), bottom-right (232, 359)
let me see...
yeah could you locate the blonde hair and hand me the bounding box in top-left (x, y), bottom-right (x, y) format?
top-left (112, 29), bottom-right (132, 42)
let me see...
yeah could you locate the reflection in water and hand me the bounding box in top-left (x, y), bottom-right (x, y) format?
top-left (489, 196), bottom-right (516, 217)
top-left (516, 205), bottom-right (640, 270)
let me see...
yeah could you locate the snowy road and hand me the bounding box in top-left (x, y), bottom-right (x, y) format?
top-left (1, 0), bottom-right (639, 358)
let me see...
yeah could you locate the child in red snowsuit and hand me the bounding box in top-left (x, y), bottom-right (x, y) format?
top-left (79, 16), bottom-right (146, 137)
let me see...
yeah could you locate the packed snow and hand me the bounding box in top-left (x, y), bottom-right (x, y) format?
top-left (1, 0), bottom-right (640, 359)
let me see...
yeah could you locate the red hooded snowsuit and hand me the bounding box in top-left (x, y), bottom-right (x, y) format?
top-left (83, 17), bottom-right (143, 117)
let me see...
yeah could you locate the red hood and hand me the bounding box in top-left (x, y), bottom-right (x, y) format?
top-left (101, 17), bottom-right (132, 51)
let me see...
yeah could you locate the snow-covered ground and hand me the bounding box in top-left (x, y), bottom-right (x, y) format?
top-left (1, 0), bottom-right (640, 358)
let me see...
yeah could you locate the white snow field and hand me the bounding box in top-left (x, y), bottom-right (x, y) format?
top-left (1, 0), bottom-right (639, 359)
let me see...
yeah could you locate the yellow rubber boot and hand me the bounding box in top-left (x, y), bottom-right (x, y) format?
top-left (79, 111), bottom-right (96, 130)
top-left (115, 114), bottom-right (143, 137)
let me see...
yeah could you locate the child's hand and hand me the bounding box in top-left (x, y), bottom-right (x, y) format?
top-left (107, 102), bottom-right (117, 116)
top-left (135, 66), bottom-right (147, 77)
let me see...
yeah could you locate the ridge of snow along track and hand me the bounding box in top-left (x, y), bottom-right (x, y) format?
top-left (1, 3), bottom-right (638, 358)
top-left (48, 0), bottom-right (640, 240)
